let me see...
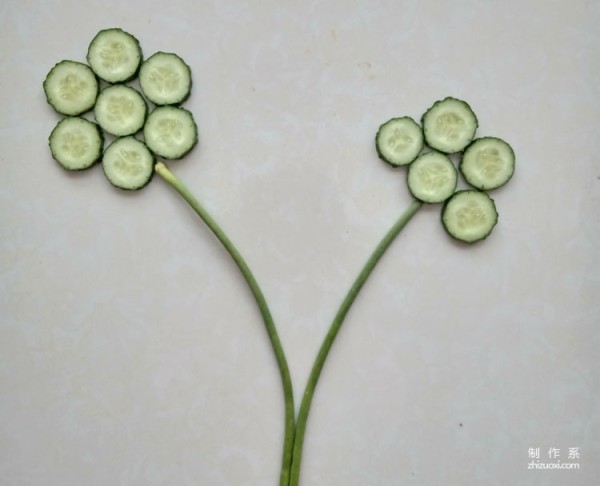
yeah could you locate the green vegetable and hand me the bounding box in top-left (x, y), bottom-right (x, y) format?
top-left (94, 84), bottom-right (147, 136)
top-left (407, 151), bottom-right (457, 203)
top-left (442, 190), bottom-right (499, 243)
top-left (44, 28), bottom-right (296, 486)
top-left (289, 200), bottom-right (423, 486)
top-left (288, 98), bottom-right (514, 486)
top-left (43, 60), bottom-right (99, 116)
top-left (139, 52), bottom-right (192, 105)
top-left (143, 106), bottom-right (198, 159)
top-left (154, 163), bottom-right (295, 486)
top-left (460, 137), bottom-right (516, 191)
top-left (102, 137), bottom-right (154, 190)
top-left (375, 116), bottom-right (424, 166)
top-left (422, 97), bottom-right (478, 153)
top-left (87, 28), bottom-right (142, 83)
top-left (49, 116), bottom-right (103, 170)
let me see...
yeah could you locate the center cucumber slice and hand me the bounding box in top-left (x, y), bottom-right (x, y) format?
top-left (94, 84), bottom-right (147, 136)
top-left (407, 151), bottom-right (457, 203)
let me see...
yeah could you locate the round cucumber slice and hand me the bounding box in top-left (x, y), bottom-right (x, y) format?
top-left (460, 137), bottom-right (515, 191)
top-left (102, 137), bottom-right (154, 190)
top-left (407, 151), bottom-right (457, 203)
top-left (139, 52), bottom-right (192, 106)
top-left (442, 190), bottom-right (498, 243)
top-left (375, 117), bottom-right (424, 167)
top-left (49, 117), bottom-right (104, 171)
top-left (143, 106), bottom-right (198, 159)
top-left (422, 97), bottom-right (478, 154)
top-left (87, 28), bottom-right (143, 83)
top-left (43, 60), bottom-right (99, 116)
top-left (94, 84), bottom-right (147, 137)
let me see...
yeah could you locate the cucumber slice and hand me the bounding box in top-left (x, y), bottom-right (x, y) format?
top-left (102, 137), bottom-right (154, 190)
top-left (375, 117), bottom-right (424, 167)
top-left (407, 151), bottom-right (457, 203)
top-left (49, 117), bottom-right (104, 171)
top-left (87, 28), bottom-right (142, 83)
top-left (139, 52), bottom-right (192, 106)
top-left (422, 97), bottom-right (478, 154)
top-left (43, 60), bottom-right (99, 116)
top-left (143, 106), bottom-right (198, 159)
top-left (442, 190), bottom-right (498, 243)
top-left (94, 85), bottom-right (147, 136)
top-left (460, 137), bottom-right (515, 191)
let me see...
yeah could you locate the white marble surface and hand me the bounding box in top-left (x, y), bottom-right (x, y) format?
top-left (1, 0), bottom-right (599, 485)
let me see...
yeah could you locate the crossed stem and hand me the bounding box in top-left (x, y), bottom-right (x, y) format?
top-left (156, 161), bottom-right (422, 485)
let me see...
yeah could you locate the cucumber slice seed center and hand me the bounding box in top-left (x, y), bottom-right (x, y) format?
top-left (99, 42), bottom-right (130, 70)
top-left (475, 148), bottom-right (504, 178)
top-left (61, 131), bottom-right (90, 158)
top-left (434, 112), bottom-right (465, 141)
top-left (387, 128), bottom-right (415, 153)
top-left (149, 66), bottom-right (181, 93)
top-left (417, 164), bottom-right (452, 190)
top-left (115, 148), bottom-right (146, 176)
top-left (59, 74), bottom-right (89, 101)
top-left (106, 96), bottom-right (135, 122)
top-left (456, 202), bottom-right (489, 230)
top-left (157, 119), bottom-right (183, 146)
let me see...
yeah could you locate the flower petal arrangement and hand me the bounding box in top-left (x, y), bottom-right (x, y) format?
top-left (44, 29), bottom-right (515, 486)
top-left (377, 96), bottom-right (515, 244)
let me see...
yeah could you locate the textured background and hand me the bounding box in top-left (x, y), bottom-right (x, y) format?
top-left (1, 0), bottom-right (599, 485)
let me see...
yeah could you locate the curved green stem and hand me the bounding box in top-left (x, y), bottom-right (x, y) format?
top-left (288, 199), bottom-right (423, 486)
top-left (155, 162), bottom-right (295, 486)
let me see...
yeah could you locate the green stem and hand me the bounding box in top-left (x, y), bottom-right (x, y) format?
top-left (155, 162), bottom-right (295, 486)
top-left (288, 199), bottom-right (423, 486)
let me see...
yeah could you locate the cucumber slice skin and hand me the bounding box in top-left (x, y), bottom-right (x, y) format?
top-left (407, 151), bottom-right (458, 204)
top-left (94, 84), bottom-right (148, 137)
top-left (139, 52), bottom-right (193, 106)
top-left (43, 60), bottom-right (99, 116)
top-left (441, 190), bottom-right (498, 244)
top-left (87, 28), bottom-right (143, 84)
top-left (375, 116), bottom-right (424, 167)
top-left (460, 137), bottom-right (515, 191)
top-left (421, 97), bottom-right (478, 154)
top-left (102, 137), bottom-right (155, 190)
top-left (48, 117), bottom-right (104, 171)
top-left (143, 106), bottom-right (198, 160)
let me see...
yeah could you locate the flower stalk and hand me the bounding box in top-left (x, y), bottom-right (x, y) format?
top-left (288, 200), bottom-right (423, 485)
top-left (155, 162), bottom-right (296, 486)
